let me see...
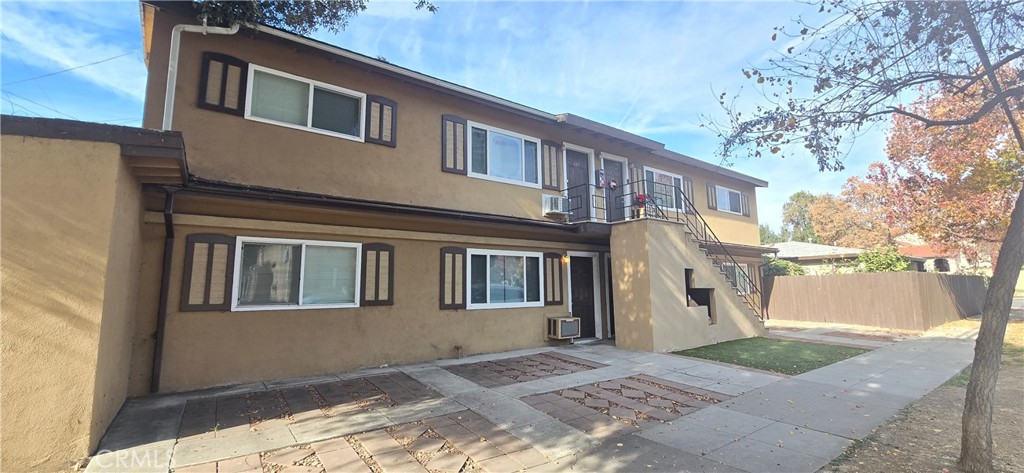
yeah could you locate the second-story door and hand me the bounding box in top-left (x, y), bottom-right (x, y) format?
top-left (603, 158), bottom-right (626, 222)
top-left (566, 149), bottom-right (590, 222)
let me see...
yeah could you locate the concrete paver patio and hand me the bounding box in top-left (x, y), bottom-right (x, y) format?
top-left (86, 327), bottom-right (975, 473)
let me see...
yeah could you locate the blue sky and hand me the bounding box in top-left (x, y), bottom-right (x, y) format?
top-left (0, 0), bottom-right (892, 229)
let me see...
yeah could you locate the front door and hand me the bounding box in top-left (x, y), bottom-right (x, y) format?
top-left (603, 158), bottom-right (626, 222)
top-left (566, 149), bottom-right (590, 222)
top-left (570, 256), bottom-right (597, 338)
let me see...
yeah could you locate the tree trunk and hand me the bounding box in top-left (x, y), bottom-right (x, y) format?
top-left (959, 183), bottom-right (1024, 473)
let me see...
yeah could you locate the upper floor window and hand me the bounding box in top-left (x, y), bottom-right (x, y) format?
top-left (232, 237), bottom-right (361, 311)
top-left (716, 185), bottom-right (743, 215)
top-left (468, 121), bottom-right (540, 188)
top-left (644, 167), bottom-right (683, 210)
top-left (467, 249), bottom-right (543, 309)
top-left (246, 65), bottom-right (365, 142)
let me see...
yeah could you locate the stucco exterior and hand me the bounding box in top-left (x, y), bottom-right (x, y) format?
top-left (610, 219), bottom-right (765, 352)
top-left (1, 137), bottom-right (145, 471)
top-left (141, 7), bottom-right (762, 246)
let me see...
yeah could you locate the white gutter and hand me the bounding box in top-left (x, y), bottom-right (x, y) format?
top-left (250, 25), bottom-right (557, 122)
top-left (162, 19), bottom-right (240, 130)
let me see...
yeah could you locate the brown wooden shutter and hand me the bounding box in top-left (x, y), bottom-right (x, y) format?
top-left (441, 114), bottom-right (467, 175)
top-left (365, 95), bottom-right (397, 147)
top-left (706, 182), bottom-right (718, 210)
top-left (180, 234), bottom-right (235, 311)
top-left (543, 253), bottom-right (564, 305)
top-left (541, 140), bottom-right (562, 190)
top-left (198, 52), bottom-right (248, 116)
top-left (361, 243), bottom-right (395, 306)
top-left (439, 246), bottom-right (466, 309)
top-left (682, 176), bottom-right (695, 214)
top-left (741, 192), bottom-right (751, 217)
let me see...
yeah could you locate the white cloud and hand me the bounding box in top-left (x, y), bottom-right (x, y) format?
top-left (1, 1), bottom-right (146, 101)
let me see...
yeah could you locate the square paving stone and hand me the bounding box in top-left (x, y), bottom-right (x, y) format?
top-left (561, 390), bottom-right (585, 399)
top-left (264, 448), bottom-right (314, 466)
top-left (216, 454), bottom-right (262, 473)
top-left (316, 447), bottom-right (365, 472)
top-left (408, 437), bottom-right (446, 454)
top-left (747, 422), bottom-right (853, 460)
top-left (708, 437), bottom-right (829, 473)
top-left (427, 452), bottom-right (469, 472)
top-left (391, 424), bottom-right (428, 441)
top-left (647, 398), bottom-right (674, 409)
top-left (621, 389), bottom-right (646, 399)
top-left (477, 454), bottom-right (524, 472)
top-left (373, 450), bottom-right (427, 472)
top-left (584, 398), bottom-right (610, 409)
top-left (508, 448), bottom-right (550, 469)
top-left (608, 407), bottom-right (637, 420)
top-left (356, 430), bottom-right (404, 454)
top-left (598, 382), bottom-right (622, 389)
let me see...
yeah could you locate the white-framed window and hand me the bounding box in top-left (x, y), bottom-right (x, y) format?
top-left (716, 185), bottom-right (743, 215)
top-left (644, 167), bottom-right (683, 210)
top-left (231, 237), bottom-right (361, 311)
top-left (245, 64), bottom-right (366, 142)
top-left (722, 263), bottom-right (752, 295)
top-left (467, 249), bottom-right (544, 309)
top-left (467, 121), bottom-right (541, 188)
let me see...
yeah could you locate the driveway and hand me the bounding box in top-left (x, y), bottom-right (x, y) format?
top-left (87, 329), bottom-right (975, 473)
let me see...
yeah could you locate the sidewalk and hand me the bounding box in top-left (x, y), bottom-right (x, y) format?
top-left (86, 329), bottom-right (975, 473)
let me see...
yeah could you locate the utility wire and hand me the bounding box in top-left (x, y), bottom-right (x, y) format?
top-left (1, 89), bottom-right (79, 120)
top-left (1, 50), bottom-right (138, 86)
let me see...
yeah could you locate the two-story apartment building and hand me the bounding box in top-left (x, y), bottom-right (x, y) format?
top-left (133, 1), bottom-right (773, 394)
top-left (2, 4), bottom-right (778, 468)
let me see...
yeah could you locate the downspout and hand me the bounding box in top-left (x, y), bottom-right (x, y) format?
top-left (151, 188), bottom-right (176, 393)
top-left (162, 17), bottom-right (240, 130)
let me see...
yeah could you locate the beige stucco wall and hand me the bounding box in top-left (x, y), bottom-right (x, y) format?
top-left (138, 213), bottom-right (609, 393)
top-left (142, 9), bottom-right (761, 247)
top-left (611, 219), bottom-right (764, 353)
top-left (1, 137), bottom-right (142, 471)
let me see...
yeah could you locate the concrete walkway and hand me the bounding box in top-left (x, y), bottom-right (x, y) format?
top-left (86, 329), bottom-right (975, 473)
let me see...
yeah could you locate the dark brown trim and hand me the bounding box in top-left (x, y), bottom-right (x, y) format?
top-left (682, 176), bottom-right (694, 214)
top-left (364, 95), bottom-right (398, 147)
top-left (179, 178), bottom-right (583, 235)
top-left (151, 189), bottom-right (175, 393)
top-left (197, 52), bottom-right (248, 116)
top-left (741, 192), bottom-right (751, 217)
top-left (541, 140), bottom-right (561, 191)
top-left (180, 233), bottom-right (236, 312)
top-left (706, 182), bottom-right (717, 210)
top-left (439, 246), bottom-right (466, 310)
top-left (1, 114), bottom-right (184, 147)
top-left (361, 243), bottom-right (395, 306)
top-left (543, 252), bottom-right (564, 305)
top-left (441, 114), bottom-right (468, 175)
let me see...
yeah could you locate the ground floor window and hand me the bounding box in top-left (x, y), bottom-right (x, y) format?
top-left (467, 249), bottom-right (543, 309)
top-left (722, 263), bottom-right (753, 295)
top-left (233, 237), bottom-right (361, 310)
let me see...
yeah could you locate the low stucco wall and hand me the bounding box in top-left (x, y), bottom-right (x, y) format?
top-left (1, 137), bottom-right (143, 471)
top-left (134, 214), bottom-right (604, 393)
top-left (610, 219), bottom-right (764, 353)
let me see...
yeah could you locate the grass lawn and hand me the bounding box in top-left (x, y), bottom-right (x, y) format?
top-left (673, 337), bottom-right (869, 375)
top-left (944, 318), bottom-right (1024, 387)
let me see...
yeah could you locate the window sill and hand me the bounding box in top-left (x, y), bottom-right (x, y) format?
top-left (467, 172), bottom-right (542, 189)
top-left (231, 303), bottom-right (360, 312)
top-left (244, 115), bottom-right (365, 143)
top-left (466, 302), bottom-right (544, 310)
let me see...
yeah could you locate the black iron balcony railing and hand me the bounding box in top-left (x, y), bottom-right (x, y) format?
top-left (562, 179), bottom-right (763, 319)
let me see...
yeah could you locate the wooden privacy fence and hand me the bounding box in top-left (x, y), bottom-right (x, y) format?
top-left (762, 272), bottom-right (986, 331)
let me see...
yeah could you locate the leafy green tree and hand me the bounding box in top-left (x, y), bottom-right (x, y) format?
top-left (705, 2), bottom-right (1023, 468)
top-left (194, 0), bottom-right (437, 35)
top-left (781, 191), bottom-right (818, 242)
top-left (762, 258), bottom-right (807, 276)
top-left (854, 247), bottom-right (910, 273)
top-left (760, 224), bottom-right (786, 245)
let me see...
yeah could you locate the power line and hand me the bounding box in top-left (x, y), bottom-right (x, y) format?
top-left (1, 89), bottom-right (79, 120)
top-left (1, 50), bottom-right (139, 86)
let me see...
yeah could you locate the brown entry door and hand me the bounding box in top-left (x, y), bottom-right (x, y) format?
top-left (603, 159), bottom-right (626, 222)
top-left (566, 149), bottom-right (590, 222)
top-left (570, 256), bottom-right (596, 338)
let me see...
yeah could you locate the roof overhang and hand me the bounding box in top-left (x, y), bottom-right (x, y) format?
top-left (1, 115), bottom-right (187, 185)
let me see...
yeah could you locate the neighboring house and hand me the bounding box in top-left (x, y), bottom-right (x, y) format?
top-left (770, 241), bottom-right (867, 274)
top-left (1, 3), bottom-right (776, 469)
top-left (893, 233), bottom-right (979, 273)
top-left (771, 241), bottom-right (927, 274)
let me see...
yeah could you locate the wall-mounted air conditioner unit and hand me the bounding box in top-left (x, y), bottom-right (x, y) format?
top-left (543, 195), bottom-right (570, 215)
top-left (547, 317), bottom-right (581, 340)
